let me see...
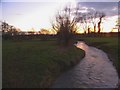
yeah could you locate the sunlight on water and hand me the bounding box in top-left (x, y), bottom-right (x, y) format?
top-left (52, 41), bottom-right (119, 88)
top-left (74, 41), bottom-right (89, 51)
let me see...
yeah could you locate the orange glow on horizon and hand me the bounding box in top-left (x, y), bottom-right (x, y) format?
top-left (15, 15), bottom-right (118, 34)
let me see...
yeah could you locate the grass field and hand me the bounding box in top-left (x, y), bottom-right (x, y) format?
top-left (2, 40), bottom-right (85, 88)
top-left (2, 36), bottom-right (119, 88)
top-left (79, 37), bottom-right (119, 77)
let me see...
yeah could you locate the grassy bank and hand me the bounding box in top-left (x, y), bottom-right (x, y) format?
top-left (3, 40), bottom-right (85, 88)
top-left (79, 37), bottom-right (119, 77)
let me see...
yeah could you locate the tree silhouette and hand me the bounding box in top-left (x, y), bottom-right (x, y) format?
top-left (114, 16), bottom-right (120, 32)
top-left (80, 14), bottom-right (91, 34)
top-left (1, 21), bottom-right (9, 34)
top-left (88, 12), bottom-right (98, 33)
top-left (39, 28), bottom-right (50, 35)
top-left (97, 12), bottom-right (105, 33)
top-left (52, 3), bottom-right (106, 41)
top-left (52, 6), bottom-right (78, 46)
top-left (1, 21), bottom-right (20, 38)
top-left (80, 11), bottom-right (105, 34)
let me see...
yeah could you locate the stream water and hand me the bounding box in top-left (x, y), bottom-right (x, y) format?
top-left (52, 41), bottom-right (119, 88)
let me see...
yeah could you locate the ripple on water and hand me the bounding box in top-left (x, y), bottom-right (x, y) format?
top-left (52, 41), bottom-right (119, 88)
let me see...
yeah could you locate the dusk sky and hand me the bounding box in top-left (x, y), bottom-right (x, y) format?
top-left (1, 0), bottom-right (119, 32)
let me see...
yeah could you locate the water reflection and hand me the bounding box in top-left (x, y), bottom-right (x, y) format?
top-left (74, 41), bottom-right (89, 51)
top-left (52, 41), bottom-right (119, 88)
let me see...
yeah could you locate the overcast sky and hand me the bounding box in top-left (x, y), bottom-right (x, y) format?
top-left (1, 0), bottom-right (119, 31)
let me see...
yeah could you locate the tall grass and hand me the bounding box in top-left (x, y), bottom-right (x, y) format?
top-left (3, 40), bottom-right (85, 88)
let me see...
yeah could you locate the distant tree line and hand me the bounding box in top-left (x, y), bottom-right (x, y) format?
top-left (1, 21), bottom-right (21, 36)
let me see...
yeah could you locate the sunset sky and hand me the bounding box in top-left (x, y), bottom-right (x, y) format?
top-left (1, 0), bottom-right (119, 32)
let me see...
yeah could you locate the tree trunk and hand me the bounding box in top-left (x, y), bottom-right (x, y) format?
top-left (94, 24), bottom-right (96, 33)
top-left (88, 27), bottom-right (90, 34)
top-left (98, 17), bottom-right (102, 33)
top-left (98, 22), bottom-right (100, 33)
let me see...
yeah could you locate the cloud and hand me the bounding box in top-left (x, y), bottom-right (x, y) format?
top-left (15, 13), bottom-right (23, 15)
top-left (77, 4), bottom-right (96, 14)
top-left (91, 7), bottom-right (95, 11)
top-left (112, 6), bottom-right (117, 11)
top-left (77, 2), bottom-right (118, 16)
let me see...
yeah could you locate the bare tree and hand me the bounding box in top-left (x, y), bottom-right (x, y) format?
top-left (80, 14), bottom-right (91, 34)
top-left (52, 6), bottom-right (78, 46)
top-left (81, 11), bottom-right (105, 34)
top-left (88, 12), bottom-right (98, 33)
top-left (52, 3), bottom-right (106, 41)
top-left (97, 12), bottom-right (105, 33)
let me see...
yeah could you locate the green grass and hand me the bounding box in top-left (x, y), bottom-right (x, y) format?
top-left (80, 37), bottom-right (119, 77)
top-left (3, 40), bottom-right (85, 88)
top-left (3, 36), bottom-right (119, 88)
